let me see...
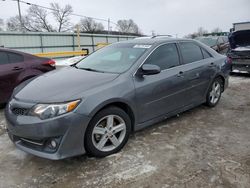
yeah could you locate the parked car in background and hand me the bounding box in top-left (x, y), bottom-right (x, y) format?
top-left (227, 30), bottom-right (250, 73)
top-left (196, 36), bottom-right (229, 54)
top-left (55, 56), bottom-right (85, 67)
top-left (5, 37), bottom-right (231, 160)
top-left (0, 48), bottom-right (55, 104)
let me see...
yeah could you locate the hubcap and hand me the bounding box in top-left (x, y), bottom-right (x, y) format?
top-left (209, 81), bottom-right (221, 104)
top-left (92, 115), bottom-right (126, 152)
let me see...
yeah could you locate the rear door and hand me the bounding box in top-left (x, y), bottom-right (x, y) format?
top-left (178, 41), bottom-right (215, 104)
top-left (134, 43), bottom-right (191, 123)
top-left (0, 51), bottom-right (25, 102)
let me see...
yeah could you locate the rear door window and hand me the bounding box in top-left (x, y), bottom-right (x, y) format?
top-left (0, 51), bottom-right (9, 65)
top-left (7, 52), bottom-right (24, 63)
top-left (201, 48), bottom-right (212, 59)
top-left (144, 43), bottom-right (180, 70)
top-left (179, 42), bottom-right (203, 64)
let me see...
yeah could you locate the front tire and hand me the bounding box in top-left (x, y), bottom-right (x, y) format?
top-left (206, 78), bottom-right (223, 107)
top-left (85, 106), bottom-right (131, 157)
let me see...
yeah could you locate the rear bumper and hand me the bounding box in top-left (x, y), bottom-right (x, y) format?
top-left (231, 59), bottom-right (250, 72)
top-left (5, 99), bottom-right (91, 160)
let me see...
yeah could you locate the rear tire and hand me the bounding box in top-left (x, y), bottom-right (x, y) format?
top-left (206, 78), bottom-right (223, 107)
top-left (85, 106), bottom-right (131, 157)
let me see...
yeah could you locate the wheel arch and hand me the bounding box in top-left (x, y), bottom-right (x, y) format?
top-left (214, 74), bottom-right (225, 92)
top-left (89, 100), bottom-right (136, 132)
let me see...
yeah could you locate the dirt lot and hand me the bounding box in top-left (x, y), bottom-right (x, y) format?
top-left (0, 74), bottom-right (250, 188)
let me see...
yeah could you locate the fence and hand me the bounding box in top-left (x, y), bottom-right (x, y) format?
top-left (0, 31), bottom-right (136, 55)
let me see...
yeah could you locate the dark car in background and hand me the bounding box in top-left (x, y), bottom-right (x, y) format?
top-left (227, 30), bottom-right (250, 73)
top-left (0, 48), bottom-right (55, 104)
top-left (196, 36), bottom-right (229, 54)
top-left (5, 38), bottom-right (231, 160)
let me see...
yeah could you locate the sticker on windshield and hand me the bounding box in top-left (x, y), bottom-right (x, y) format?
top-left (133, 44), bottom-right (152, 49)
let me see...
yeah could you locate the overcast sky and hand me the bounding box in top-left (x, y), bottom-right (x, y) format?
top-left (1, 0), bottom-right (250, 36)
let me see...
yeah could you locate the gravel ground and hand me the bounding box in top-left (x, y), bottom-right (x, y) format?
top-left (0, 74), bottom-right (250, 188)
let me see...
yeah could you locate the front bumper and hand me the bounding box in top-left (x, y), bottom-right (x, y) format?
top-left (5, 98), bottom-right (91, 160)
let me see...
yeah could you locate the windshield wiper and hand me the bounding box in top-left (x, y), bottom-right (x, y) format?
top-left (71, 64), bottom-right (78, 69)
top-left (78, 67), bottom-right (105, 73)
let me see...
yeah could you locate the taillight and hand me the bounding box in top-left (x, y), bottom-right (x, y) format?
top-left (43, 59), bottom-right (56, 67)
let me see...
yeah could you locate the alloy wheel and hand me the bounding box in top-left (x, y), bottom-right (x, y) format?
top-left (91, 115), bottom-right (126, 152)
top-left (209, 81), bottom-right (221, 104)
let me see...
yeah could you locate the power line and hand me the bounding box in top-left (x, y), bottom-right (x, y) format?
top-left (3, 0), bottom-right (119, 27)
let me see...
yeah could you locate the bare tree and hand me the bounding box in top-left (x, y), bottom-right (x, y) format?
top-left (79, 18), bottom-right (104, 32)
top-left (0, 18), bottom-right (4, 31)
top-left (211, 27), bottom-right (222, 33)
top-left (185, 27), bottom-right (208, 39)
top-left (7, 5), bottom-right (55, 32)
top-left (27, 5), bottom-right (54, 32)
top-left (197, 27), bottom-right (208, 37)
top-left (184, 33), bottom-right (198, 39)
top-left (7, 16), bottom-right (22, 31)
top-left (7, 6), bottom-right (53, 32)
top-left (50, 3), bottom-right (73, 32)
top-left (7, 15), bottom-right (36, 31)
top-left (116, 19), bottom-right (141, 34)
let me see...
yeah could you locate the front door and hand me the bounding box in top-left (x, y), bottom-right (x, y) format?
top-left (133, 43), bottom-right (190, 123)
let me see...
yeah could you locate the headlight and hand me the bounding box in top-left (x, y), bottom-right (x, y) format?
top-left (30, 100), bottom-right (81, 119)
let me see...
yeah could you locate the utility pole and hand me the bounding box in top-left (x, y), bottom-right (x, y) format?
top-left (17, 0), bottom-right (24, 32)
top-left (108, 18), bottom-right (110, 35)
top-left (76, 24), bottom-right (81, 50)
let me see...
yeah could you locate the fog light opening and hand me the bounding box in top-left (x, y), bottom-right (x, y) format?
top-left (50, 140), bottom-right (57, 149)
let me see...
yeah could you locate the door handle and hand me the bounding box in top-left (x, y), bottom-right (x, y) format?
top-left (177, 71), bottom-right (184, 77)
top-left (12, 67), bottom-right (23, 71)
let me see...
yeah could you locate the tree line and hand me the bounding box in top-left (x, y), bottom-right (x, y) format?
top-left (0, 3), bottom-right (142, 35)
top-left (185, 27), bottom-right (224, 38)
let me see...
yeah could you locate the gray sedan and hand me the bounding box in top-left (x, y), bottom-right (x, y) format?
top-left (5, 37), bottom-right (231, 159)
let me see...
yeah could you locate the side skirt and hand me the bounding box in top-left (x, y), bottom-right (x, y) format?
top-left (134, 100), bottom-right (205, 132)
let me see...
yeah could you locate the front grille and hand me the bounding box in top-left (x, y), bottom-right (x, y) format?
top-left (11, 107), bottom-right (29, 116)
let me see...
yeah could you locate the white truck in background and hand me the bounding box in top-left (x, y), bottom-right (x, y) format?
top-left (231, 22), bottom-right (250, 32)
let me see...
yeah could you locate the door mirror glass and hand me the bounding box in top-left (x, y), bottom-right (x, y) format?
top-left (141, 64), bottom-right (161, 75)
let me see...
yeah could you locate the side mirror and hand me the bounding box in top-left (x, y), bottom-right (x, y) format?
top-left (141, 64), bottom-right (161, 75)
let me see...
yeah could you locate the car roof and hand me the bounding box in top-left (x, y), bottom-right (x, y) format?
top-left (118, 37), bottom-right (194, 45)
top-left (0, 47), bottom-right (39, 58)
top-left (121, 36), bottom-right (220, 58)
top-left (196, 36), bottom-right (219, 39)
top-left (0, 47), bottom-right (27, 54)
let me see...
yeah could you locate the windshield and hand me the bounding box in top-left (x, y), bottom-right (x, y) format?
top-left (197, 37), bottom-right (217, 47)
top-left (76, 43), bottom-right (149, 73)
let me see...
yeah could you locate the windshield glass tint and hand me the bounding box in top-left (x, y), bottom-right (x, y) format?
top-left (76, 43), bottom-right (148, 73)
top-left (197, 38), bottom-right (217, 47)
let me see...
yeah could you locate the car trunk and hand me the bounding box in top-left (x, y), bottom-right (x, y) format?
top-left (228, 30), bottom-right (250, 58)
top-left (228, 30), bottom-right (250, 72)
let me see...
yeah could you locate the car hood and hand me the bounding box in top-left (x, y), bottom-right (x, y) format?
top-left (15, 67), bottom-right (119, 103)
top-left (229, 30), bottom-right (250, 49)
top-left (55, 56), bottom-right (85, 66)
